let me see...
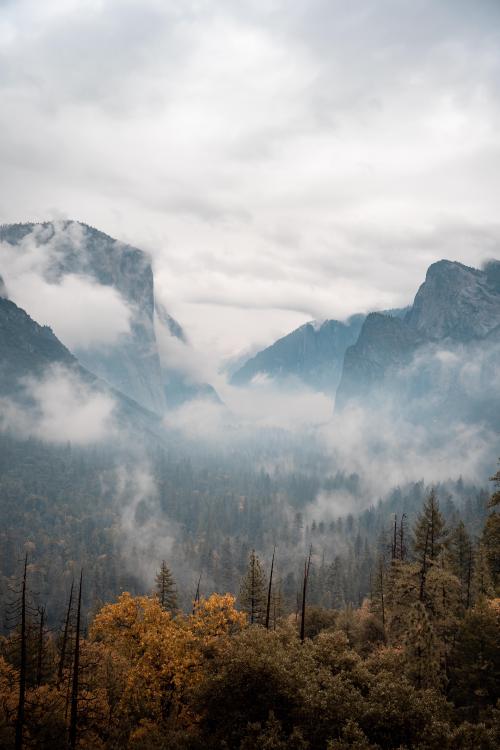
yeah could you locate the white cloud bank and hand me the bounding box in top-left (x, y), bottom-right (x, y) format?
top-left (0, 224), bottom-right (132, 350)
top-left (1, 0), bottom-right (500, 359)
top-left (0, 364), bottom-right (116, 444)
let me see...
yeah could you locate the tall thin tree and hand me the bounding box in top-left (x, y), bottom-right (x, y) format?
top-left (14, 554), bottom-right (28, 750)
top-left (300, 547), bottom-right (312, 643)
top-left (69, 570), bottom-right (83, 750)
top-left (192, 573), bottom-right (202, 615)
top-left (265, 546), bottom-right (276, 630)
top-left (36, 605), bottom-right (45, 687)
top-left (58, 580), bottom-right (74, 687)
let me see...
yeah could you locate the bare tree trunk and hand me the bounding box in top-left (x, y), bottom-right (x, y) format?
top-left (419, 526), bottom-right (430, 602)
top-left (36, 605), bottom-right (45, 687)
top-left (466, 544), bottom-right (473, 609)
top-left (192, 573), bottom-right (202, 615)
top-left (58, 581), bottom-right (74, 687)
top-left (69, 570), bottom-right (83, 750)
top-left (300, 547), bottom-right (312, 643)
top-left (15, 554), bottom-right (28, 750)
top-left (399, 513), bottom-right (406, 560)
top-left (265, 547), bottom-right (275, 630)
top-left (392, 515), bottom-right (397, 560)
top-left (378, 559), bottom-right (386, 628)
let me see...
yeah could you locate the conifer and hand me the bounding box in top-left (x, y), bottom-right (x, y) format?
top-left (238, 550), bottom-right (266, 624)
top-left (155, 561), bottom-right (178, 613)
top-left (413, 488), bottom-right (448, 564)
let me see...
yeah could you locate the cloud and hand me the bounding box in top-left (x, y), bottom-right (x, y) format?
top-left (164, 379), bottom-right (331, 442)
top-left (154, 308), bottom-right (215, 383)
top-left (112, 463), bottom-right (202, 599)
top-left (0, 224), bottom-right (132, 349)
top-left (0, 1), bottom-right (499, 358)
top-left (0, 364), bottom-right (117, 444)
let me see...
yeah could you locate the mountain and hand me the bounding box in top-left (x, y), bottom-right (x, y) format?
top-left (0, 295), bottom-right (162, 437)
top-left (334, 312), bottom-right (425, 408)
top-left (230, 309), bottom-right (408, 393)
top-left (405, 259), bottom-right (500, 341)
top-left (0, 221), bottom-right (218, 413)
top-left (0, 295), bottom-right (75, 391)
top-left (335, 260), bottom-right (500, 422)
top-left (230, 315), bottom-right (366, 392)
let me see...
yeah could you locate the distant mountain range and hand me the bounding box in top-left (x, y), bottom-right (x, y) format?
top-left (1, 220), bottom-right (499, 437)
top-left (230, 309), bottom-right (408, 393)
top-left (0, 221), bottom-right (218, 415)
top-left (232, 258), bottom-right (500, 428)
top-left (336, 259), bottom-right (500, 426)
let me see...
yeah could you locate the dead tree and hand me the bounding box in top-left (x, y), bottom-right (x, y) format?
top-left (14, 555), bottom-right (28, 750)
top-left (36, 605), bottom-right (46, 687)
top-left (391, 515), bottom-right (398, 560)
top-left (265, 547), bottom-right (276, 630)
top-left (58, 580), bottom-right (74, 687)
top-left (300, 547), bottom-right (312, 643)
top-left (378, 558), bottom-right (386, 628)
top-left (69, 570), bottom-right (83, 750)
top-left (192, 574), bottom-right (202, 615)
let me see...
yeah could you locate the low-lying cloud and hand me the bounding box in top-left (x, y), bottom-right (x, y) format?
top-left (0, 364), bottom-right (117, 444)
top-left (0, 223), bottom-right (132, 350)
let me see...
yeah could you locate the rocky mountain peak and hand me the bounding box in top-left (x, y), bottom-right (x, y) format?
top-left (405, 258), bottom-right (500, 341)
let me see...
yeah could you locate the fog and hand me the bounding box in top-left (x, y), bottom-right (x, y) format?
top-left (0, 364), bottom-right (117, 444)
top-left (0, 224), bottom-right (132, 349)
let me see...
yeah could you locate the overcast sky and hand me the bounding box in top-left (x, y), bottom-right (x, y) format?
top-left (1, 0), bottom-right (500, 359)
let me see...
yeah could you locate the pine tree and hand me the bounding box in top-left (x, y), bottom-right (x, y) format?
top-left (481, 513), bottom-right (500, 593)
top-left (327, 557), bottom-right (345, 609)
top-left (239, 550), bottom-right (266, 624)
top-left (413, 489), bottom-right (448, 564)
top-left (447, 521), bottom-right (474, 608)
top-left (155, 561), bottom-right (178, 613)
top-left (14, 555), bottom-right (28, 750)
top-left (371, 555), bottom-right (387, 629)
top-left (472, 544), bottom-right (494, 600)
top-left (69, 571), bottom-right (83, 750)
top-left (218, 538), bottom-right (235, 594)
top-left (404, 601), bottom-right (441, 690)
top-left (488, 461), bottom-right (500, 507)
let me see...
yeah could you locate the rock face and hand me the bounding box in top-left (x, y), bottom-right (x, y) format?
top-left (0, 221), bottom-right (166, 413)
top-left (231, 308), bottom-right (409, 393)
top-left (0, 221), bottom-right (218, 413)
top-left (405, 260), bottom-right (500, 341)
top-left (231, 315), bottom-right (366, 392)
top-left (335, 259), bottom-right (500, 422)
top-left (335, 313), bottom-right (424, 409)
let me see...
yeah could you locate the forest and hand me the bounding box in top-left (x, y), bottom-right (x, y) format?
top-left (0, 437), bottom-right (499, 749)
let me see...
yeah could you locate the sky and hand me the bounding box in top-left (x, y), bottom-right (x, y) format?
top-left (1, 0), bottom-right (500, 360)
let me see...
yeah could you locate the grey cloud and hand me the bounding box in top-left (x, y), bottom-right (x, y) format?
top-left (0, 364), bottom-right (117, 444)
top-left (1, 1), bottom-right (500, 358)
top-left (0, 225), bottom-right (133, 349)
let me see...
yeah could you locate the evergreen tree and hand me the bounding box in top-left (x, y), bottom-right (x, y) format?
top-left (155, 561), bottom-right (178, 613)
top-left (239, 550), bottom-right (266, 624)
top-left (371, 555), bottom-right (387, 629)
top-left (404, 601), bottom-right (441, 690)
top-left (481, 513), bottom-right (500, 594)
top-left (488, 461), bottom-right (500, 507)
top-left (413, 489), bottom-right (448, 564)
top-left (218, 538), bottom-right (235, 594)
top-left (447, 521), bottom-right (474, 607)
top-left (449, 599), bottom-right (500, 718)
top-left (327, 557), bottom-right (345, 610)
top-left (471, 544), bottom-right (494, 600)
